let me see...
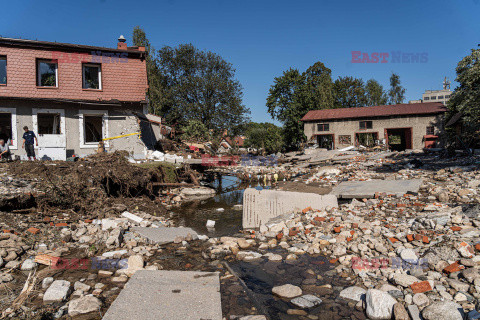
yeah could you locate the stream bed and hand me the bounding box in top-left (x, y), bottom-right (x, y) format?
top-left (169, 175), bottom-right (364, 320)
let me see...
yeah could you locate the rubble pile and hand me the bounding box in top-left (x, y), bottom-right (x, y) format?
top-left (206, 156), bottom-right (480, 319)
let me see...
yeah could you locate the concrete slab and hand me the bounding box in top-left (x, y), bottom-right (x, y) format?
top-left (102, 270), bottom-right (222, 320)
top-left (131, 227), bottom-right (198, 244)
top-left (331, 179), bottom-right (423, 199)
top-left (243, 188), bottom-right (338, 228)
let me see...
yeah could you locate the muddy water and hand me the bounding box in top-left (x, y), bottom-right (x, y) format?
top-left (171, 176), bottom-right (364, 320)
top-left (170, 175), bottom-right (270, 236)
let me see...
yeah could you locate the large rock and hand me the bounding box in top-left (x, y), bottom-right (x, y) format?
top-left (400, 249), bottom-right (418, 264)
top-left (365, 289), bottom-right (397, 320)
top-left (392, 274), bottom-right (419, 287)
top-left (393, 303), bottom-right (409, 320)
top-left (339, 286), bottom-right (366, 302)
top-left (290, 295), bottom-right (322, 308)
top-left (68, 296), bottom-right (102, 316)
top-left (43, 280), bottom-right (71, 303)
top-left (422, 301), bottom-right (464, 320)
top-left (272, 284), bottom-right (302, 299)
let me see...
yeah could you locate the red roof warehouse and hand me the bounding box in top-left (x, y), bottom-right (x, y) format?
top-left (301, 102), bottom-right (447, 151)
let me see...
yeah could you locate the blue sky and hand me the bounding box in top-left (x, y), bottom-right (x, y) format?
top-left (1, 0), bottom-right (478, 123)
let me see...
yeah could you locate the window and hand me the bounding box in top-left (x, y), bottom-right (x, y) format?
top-left (79, 110), bottom-right (108, 148)
top-left (0, 56), bottom-right (6, 85)
top-left (339, 135), bottom-right (351, 145)
top-left (37, 60), bottom-right (58, 87)
top-left (84, 115), bottom-right (103, 142)
top-left (438, 96), bottom-right (444, 99)
top-left (37, 113), bottom-right (61, 134)
top-left (82, 64), bottom-right (101, 89)
top-left (445, 95), bottom-right (450, 99)
top-left (426, 126), bottom-right (434, 135)
top-left (424, 97), bottom-right (430, 101)
top-left (317, 123), bottom-right (329, 131)
top-left (430, 96), bottom-right (436, 100)
top-left (359, 121), bottom-right (373, 130)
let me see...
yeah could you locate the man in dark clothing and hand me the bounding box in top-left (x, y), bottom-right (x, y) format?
top-left (22, 126), bottom-right (38, 160)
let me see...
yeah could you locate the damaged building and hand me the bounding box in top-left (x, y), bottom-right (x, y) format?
top-left (0, 36), bottom-right (152, 160)
top-left (301, 102), bottom-right (447, 151)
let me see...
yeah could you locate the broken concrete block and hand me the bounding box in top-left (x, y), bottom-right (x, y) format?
top-left (331, 179), bottom-right (423, 199)
top-left (132, 227), bottom-right (198, 245)
top-left (242, 188), bottom-right (338, 229)
top-left (102, 270), bottom-right (221, 320)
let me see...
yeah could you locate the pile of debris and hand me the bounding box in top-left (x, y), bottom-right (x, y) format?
top-left (205, 156), bottom-right (480, 319)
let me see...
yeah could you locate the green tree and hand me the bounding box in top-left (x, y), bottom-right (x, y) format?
top-left (333, 76), bottom-right (366, 108)
top-left (447, 48), bottom-right (480, 147)
top-left (267, 62), bottom-right (334, 149)
top-left (244, 122), bottom-right (284, 154)
top-left (388, 73), bottom-right (406, 104)
top-left (180, 119), bottom-right (210, 141)
top-left (365, 79), bottom-right (388, 106)
top-left (132, 27), bottom-right (250, 133)
top-left (133, 26), bottom-right (166, 115)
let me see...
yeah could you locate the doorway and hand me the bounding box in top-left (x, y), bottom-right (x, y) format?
top-left (386, 128), bottom-right (412, 151)
top-left (316, 134), bottom-right (334, 150)
top-left (0, 113), bottom-right (12, 144)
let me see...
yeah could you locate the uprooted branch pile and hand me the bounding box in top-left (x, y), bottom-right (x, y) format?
top-left (7, 152), bottom-right (184, 212)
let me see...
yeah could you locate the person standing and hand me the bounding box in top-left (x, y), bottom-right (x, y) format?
top-left (22, 126), bottom-right (38, 160)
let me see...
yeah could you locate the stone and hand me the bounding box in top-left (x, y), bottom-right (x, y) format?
top-left (463, 268), bottom-right (480, 283)
top-left (20, 259), bottom-right (36, 271)
top-left (448, 279), bottom-right (470, 292)
top-left (272, 284), bottom-right (302, 299)
top-left (393, 273), bottom-right (420, 287)
top-left (412, 293), bottom-right (429, 308)
top-left (239, 316), bottom-right (267, 320)
top-left (73, 281), bottom-right (91, 292)
top-left (407, 304), bottom-right (422, 320)
top-left (365, 289), bottom-right (397, 320)
top-left (400, 248), bottom-right (418, 264)
top-left (68, 296), bottom-right (102, 316)
top-left (339, 286), bottom-right (366, 302)
top-left (290, 294), bottom-right (322, 308)
top-left (422, 301), bottom-right (464, 320)
top-left (42, 277), bottom-right (54, 289)
top-left (43, 280), bottom-right (71, 303)
top-left (237, 251), bottom-right (262, 262)
top-left (393, 303), bottom-right (409, 320)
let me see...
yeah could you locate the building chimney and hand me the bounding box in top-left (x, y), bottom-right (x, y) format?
top-left (117, 35), bottom-right (127, 50)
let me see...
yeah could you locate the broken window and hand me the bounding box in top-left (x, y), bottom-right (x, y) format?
top-left (37, 60), bottom-right (58, 87)
top-left (0, 113), bottom-right (12, 144)
top-left (0, 56), bottom-right (6, 85)
top-left (359, 121), bottom-right (373, 130)
top-left (82, 64), bottom-right (101, 89)
top-left (84, 115), bottom-right (103, 143)
top-left (37, 113), bottom-right (61, 134)
top-left (338, 135), bottom-right (351, 145)
top-left (317, 123), bottom-right (329, 131)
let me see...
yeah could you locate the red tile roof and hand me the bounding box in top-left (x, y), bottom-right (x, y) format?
top-left (301, 102), bottom-right (447, 122)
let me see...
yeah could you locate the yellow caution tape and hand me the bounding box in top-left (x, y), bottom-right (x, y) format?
top-left (102, 132), bottom-right (141, 141)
